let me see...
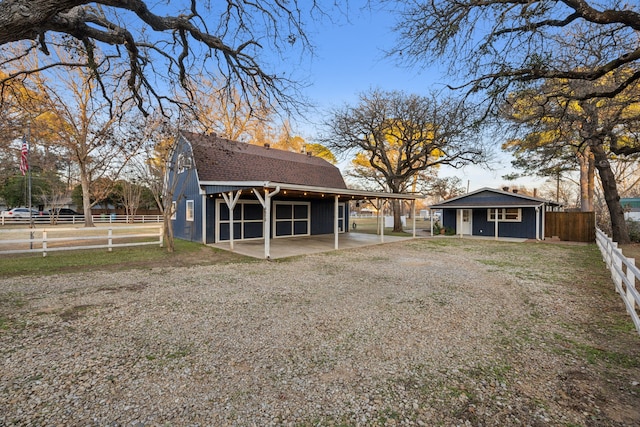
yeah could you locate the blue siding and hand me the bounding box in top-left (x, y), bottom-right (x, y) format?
top-left (443, 207), bottom-right (540, 239)
top-left (170, 136), bottom-right (203, 243)
top-left (168, 133), bottom-right (353, 244)
top-left (310, 199), bottom-right (337, 235)
top-left (442, 210), bottom-right (456, 230)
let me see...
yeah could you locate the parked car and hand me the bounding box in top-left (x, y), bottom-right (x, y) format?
top-left (0, 207), bottom-right (41, 219)
top-left (49, 208), bottom-right (82, 216)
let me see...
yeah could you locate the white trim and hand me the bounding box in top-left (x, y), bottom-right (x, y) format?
top-left (186, 200), bottom-right (194, 222)
top-left (272, 201), bottom-right (311, 238)
top-left (487, 208), bottom-right (522, 222)
top-left (201, 194), bottom-right (207, 244)
top-left (198, 180), bottom-right (419, 200)
top-left (215, 199), bottom-right (264, 243)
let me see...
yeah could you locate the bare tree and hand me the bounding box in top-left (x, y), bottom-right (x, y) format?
top-left (0, 1), bottom-right (321, 116)
top-left (322, 89), bottom-right (485, 231)
top-left (391, 0), bottom-right (640, 103)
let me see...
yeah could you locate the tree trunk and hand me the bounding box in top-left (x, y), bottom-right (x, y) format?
top-left (591, 143), bottom-right (629, 244)
top-left (392, 199), bottom-right (403, 232)
top-left (587, 148), bottom-right (595, 211)
top-left (80, 168), bottom-right (94, 227)
top-left (163, 211), bottom-right (174, 253)
top-left (577, 147), bottom-right (595, 212)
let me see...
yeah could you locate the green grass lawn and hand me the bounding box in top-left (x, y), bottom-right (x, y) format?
top-left (0, 239), bottom-right (252, 277)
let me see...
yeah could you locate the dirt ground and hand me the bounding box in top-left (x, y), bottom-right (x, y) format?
top-left (1, 239), bottom-right (639, 426)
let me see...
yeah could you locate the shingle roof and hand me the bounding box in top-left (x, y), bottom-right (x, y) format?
top-left (181, 132), bottom-right (347, 189)
top-left (430, 187), bottom-right (557, 208)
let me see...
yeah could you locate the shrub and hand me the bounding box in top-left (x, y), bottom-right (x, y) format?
top-left (627, 219), bottom-right (640, 243)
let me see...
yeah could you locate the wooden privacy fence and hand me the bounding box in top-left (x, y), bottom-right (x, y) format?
top-left (595, 228), bottom-right (640, 336)
top-left (545, 211), bottom-right (595, 242)
top-left (0, 224), bottom-right (163, 257)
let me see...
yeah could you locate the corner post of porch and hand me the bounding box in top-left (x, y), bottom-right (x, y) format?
top-left (458, 209), bottom-right (463, 238)
top-left (380, 199), bottom-right (385, 243)
top-left (334, 195), bottom-right (339, 250)
top-left (430, 208), bottom-right (434, 236)
top-left (541, 205), bottom-right (546, 241)
top-left (201, 193), bottom-right (207, 244)
top-left (535, 206), bottom-right (539, 241)
top-left (411, 199), bottom-right (416, 238)
top-left (494, 208), bottom-right (499, 240)
top-left (264, 189), bottom-right (271, 259)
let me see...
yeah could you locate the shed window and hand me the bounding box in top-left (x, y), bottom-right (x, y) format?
top-left (273, 202), bottom-right (310, 237)
top-left (488, 208), bottom-right (521, 222)
top-left (186, 200), bottom-right (194, 222)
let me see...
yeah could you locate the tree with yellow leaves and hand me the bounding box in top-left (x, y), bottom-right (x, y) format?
top-left (323, 89), bottom-right (485, 232)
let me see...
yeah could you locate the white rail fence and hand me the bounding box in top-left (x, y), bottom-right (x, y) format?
top-left (595, 228), bottom-right (640, 335)
top-left (0, 214), bottom-right (162, 226)
top-left (0, 224), bottom-right (163, 257)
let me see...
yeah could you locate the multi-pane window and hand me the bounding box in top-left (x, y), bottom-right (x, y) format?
top-left (274, 202), bottom-right (310, 237)
top-left (487, 208), bottom-right (521, 222)
top-left (186, 200), bottom-right (194, 221)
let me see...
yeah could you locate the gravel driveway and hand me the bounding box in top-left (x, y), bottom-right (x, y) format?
top-left (1, 238), bottom-right (639, 426)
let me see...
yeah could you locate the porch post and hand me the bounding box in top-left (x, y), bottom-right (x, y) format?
top-left (201, 193), bottom-right (207, 244)
top-left (458, 209), bottom-right (463, 238)
top-left (334, 195), bottom-right (339, 250)
top-left (535, 205), bottom-right (540, 241)
top-left (411, 199), bottom-right (416, 238)
top-left (380, 199), bottom-right (385, 243)
top-left (257, 186), bottom-right (280, 259)
top-left (430, 208), bottom-right (434, 236)
top-left (221, 190), bottom-right (242, 251)
top-left (541, 204), bottom-right (546, 241)
top-left (494, 208), bottom-right (499, 240)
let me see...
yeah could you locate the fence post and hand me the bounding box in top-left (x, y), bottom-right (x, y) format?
top-left (612, 254), bottom-right (623, 294)
top-left (627, 258), bottom-right (637, 310)
top-left (42, 230), bottom-right (47, 257)
top-left (108, 228), bottom-right (113, 252)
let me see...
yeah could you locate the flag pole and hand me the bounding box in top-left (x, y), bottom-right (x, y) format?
top-left (27, 122), bottom-right (33, 229)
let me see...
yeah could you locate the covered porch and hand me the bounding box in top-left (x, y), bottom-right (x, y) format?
top-left (204, 181), bottom-right (419, 259)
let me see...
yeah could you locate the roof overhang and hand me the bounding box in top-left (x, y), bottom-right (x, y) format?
top-left (199, 181), bottom-right (420, 200)
top-left (429, 202), bottom-right (550, 209)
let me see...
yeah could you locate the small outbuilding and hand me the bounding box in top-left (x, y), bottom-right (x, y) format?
top-left (167, 132), bottom-right (418, 258)
top-left (622, 198), bottom-right (640, 221)
top-left (429, 187), bottom-right (559, 240)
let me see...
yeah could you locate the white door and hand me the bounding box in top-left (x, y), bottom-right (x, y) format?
top-left (458, 209), bottom-right (472, 235)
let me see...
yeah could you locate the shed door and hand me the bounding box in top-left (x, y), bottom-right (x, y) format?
top-left (458, 209), bottom-right (472, 235)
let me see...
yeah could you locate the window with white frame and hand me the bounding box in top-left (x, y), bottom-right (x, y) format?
top-left (273, 201), bottom-right (310, 237)
top-left (186, 200), bottom-right (194, 221)
top-left (487, 208), bottom-right (522, 222)
top-left (171, 201), bottom-right (177, 220)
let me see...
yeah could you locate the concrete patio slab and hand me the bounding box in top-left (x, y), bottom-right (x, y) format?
top-left (211, 232), bottom-right (413, 259)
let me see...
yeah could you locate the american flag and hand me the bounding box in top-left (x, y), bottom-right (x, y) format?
top-left (19, 138), bottom-right (28, 175)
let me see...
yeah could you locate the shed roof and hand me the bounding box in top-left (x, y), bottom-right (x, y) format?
top-left (621, 198), bottom-right (640, 210)
top-left (429, 187), bottom-right (557, 209)
top-left (182, 132), bottom-right (347, 189)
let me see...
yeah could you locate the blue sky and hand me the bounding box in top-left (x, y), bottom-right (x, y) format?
top-left (287, 6), bottom-right (547, 193)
